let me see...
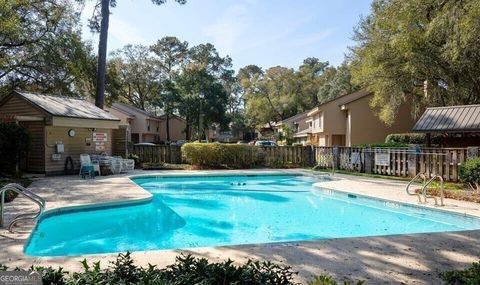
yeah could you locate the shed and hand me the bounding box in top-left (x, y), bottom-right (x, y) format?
top-left (0, 91), bottom-right (123, 175)
top-left (413, 104), bottom-right (480, 147)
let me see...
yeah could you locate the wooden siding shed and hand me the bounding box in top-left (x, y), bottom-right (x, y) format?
top-left (0, 91), bottom-right (121, 174)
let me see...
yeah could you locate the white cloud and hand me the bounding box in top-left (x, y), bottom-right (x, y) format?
top-left (202, 2), bottom-right (254, 56)
top-left (109, 17), bottom-right (147, 46)
top-left (79, 1), bottom-right (146, 48)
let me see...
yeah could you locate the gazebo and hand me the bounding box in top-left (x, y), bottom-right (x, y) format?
top-left (412, 104), bottom-right (480, 147)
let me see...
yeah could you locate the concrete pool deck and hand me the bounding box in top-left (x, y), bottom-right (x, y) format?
top-left (0, 169), bottom-right (479, 284)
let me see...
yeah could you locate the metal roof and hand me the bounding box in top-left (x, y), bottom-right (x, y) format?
top-left (413, 104), bottom-right (480, 132)
top-left (15, 91), bottom-right (119, 121)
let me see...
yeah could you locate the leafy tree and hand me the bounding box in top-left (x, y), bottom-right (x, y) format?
top-left (150, 37), bottom-right (189, 141)
top-left (0, 0), bottom-right (93, 97)
top-left (317, 61), bottom-right (358, 103)
top-left (350, 0), bottom-right (480, 124)
top-left (110, 45), bottom-right (160, 110)
top-left (297, 58), bottom-right (329, 106)
top-left (84, 0), bottom-right (187, 109)
top-left (240, 59), bottom-right (358, 130)
top-left (176, 66), bottom-right (229, 140)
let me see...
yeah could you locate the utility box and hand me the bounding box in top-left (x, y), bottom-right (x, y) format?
top-left (56, 143), bottom-right (64, 153)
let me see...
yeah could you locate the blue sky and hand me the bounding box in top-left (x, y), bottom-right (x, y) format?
top-left (81, 0), bottom-right (372, 71)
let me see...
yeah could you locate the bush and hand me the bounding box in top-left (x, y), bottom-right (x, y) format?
top-left (0, 252), bottom-right (298, 285)
top-left (385, 133), bottom-right (442, 146)
top-left (0, 123), bottom-right (31, 174)
top-left (385, 133), bottom-right (425, 145)
top-left (440, 260), bottom-right (480, 285)
top-left (459, 157), bottom-right (480, 191)
top-left (182, 143), bottom-right (258, 168)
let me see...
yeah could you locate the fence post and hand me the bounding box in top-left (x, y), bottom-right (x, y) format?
top-left (170, 145), bottom-right (180, 164)
top-left (467, 146), bottom-right (479, 160)
top-left (332, 146), bottom-right (340, 170)
top-left (305, 146), bottom-right (314, 166)
top-left (407, 145), bottom-right (420, 177)
top-left (364, 147), bottom-right (373, 174)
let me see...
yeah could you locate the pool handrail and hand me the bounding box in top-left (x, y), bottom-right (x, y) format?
top-left (421, 175), bottom-right (445, 206)
top-left (0, 183), bottom-right (45, 232)
top-left (406, 172), bottom-right (426, 204)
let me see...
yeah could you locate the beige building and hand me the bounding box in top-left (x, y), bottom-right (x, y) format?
top-left (306, 90), bottom-right (415, 146)
top-left (107, 103), bottom-right (187, 143)
top-left (276, 111), bottom-right (310, 145)
top-left (0, 91), bottom-right (123, 175)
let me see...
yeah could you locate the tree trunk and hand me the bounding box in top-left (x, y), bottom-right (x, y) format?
top-left (166, 114), bottom-right (170, 142)
top-left (94, 0), bottom-right (110, 109)
top-left (185, 115), bottom-right (191, 140)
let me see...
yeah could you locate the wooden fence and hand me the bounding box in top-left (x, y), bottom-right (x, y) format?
top-left (128, 145), bottom-right (182, 164)
top-left (311, 146), bottom-right (470, 182)
top-left (127, 144), bottom-right (476, 182)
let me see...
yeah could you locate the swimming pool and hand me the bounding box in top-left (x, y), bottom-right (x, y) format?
top-left (25, 174), bottom-right (480, 256)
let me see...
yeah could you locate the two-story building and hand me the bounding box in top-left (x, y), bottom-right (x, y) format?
top-left (276, 111), bottom-right (310, 145)
top-left (107, 103), bottom-right (187, 144)
top-left (305, 90), bottom-right (415, 146)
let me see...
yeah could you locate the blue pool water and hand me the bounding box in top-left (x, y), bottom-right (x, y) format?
top-left (25, 174), bottom-right (480, 256)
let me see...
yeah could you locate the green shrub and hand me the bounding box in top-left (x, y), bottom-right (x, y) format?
top-left (182, 143), bottom-right (258, 168)
top-left (440, 260), bottom-right (480, 285)
top-left (385, 133), bottom-right (443, 145)
top-left (385, 133), bottom-right (425, 145)
top-left (0, 123), bottom-right (31, 174)
top-left (459, 157), bottom-right (480, 191)
top-left (0, 252), bottom-right (298, 285)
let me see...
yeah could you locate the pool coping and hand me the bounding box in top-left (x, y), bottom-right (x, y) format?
top-left (24, 170), bottom-right (480, 258)
top-left (312, 182), bottom-right (480, 220)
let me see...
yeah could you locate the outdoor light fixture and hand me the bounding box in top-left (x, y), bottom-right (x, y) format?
top-left (68, 129), bottom-right (76, 137)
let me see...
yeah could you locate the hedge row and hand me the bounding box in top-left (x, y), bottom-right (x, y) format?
top-left (181, 143), bottom-right (259, 168)
top-left (385, 133), bottom-right (442, 145)
top-left (0, 253), bottom-right (297, 285)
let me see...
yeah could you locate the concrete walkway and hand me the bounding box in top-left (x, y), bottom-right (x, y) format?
top-left (1, 169), bottom-right (479, 284)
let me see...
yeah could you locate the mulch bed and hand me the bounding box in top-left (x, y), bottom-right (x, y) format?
top-left (415, 188), bottom-right (480, 203)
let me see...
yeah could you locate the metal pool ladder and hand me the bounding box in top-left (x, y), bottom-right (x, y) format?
top-left (406, 172), bottom-right (426, 203)
top-left (0, 183), bottom-right (46, 232)
top-left (406, 173), bottom-right (444, 206)
top-left (421, 175), bottom-right (445, 206)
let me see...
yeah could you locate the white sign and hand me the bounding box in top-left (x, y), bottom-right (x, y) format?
top-left (375, 153), bottom-right (390, 166)
top-left (93, 132), bottom-right (108, 142)
top-left (95, 142), bottom-right (105, 151)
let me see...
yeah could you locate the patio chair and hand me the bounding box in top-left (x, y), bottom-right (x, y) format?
top-left (122, 159), bottom-right (135, 173)
top-left (109, 157), bottom-right (123, 175)
top-left (79, 154), bottom-right (100, 178)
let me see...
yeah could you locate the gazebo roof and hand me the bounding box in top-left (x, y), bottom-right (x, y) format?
top-left (413, 104), bottom-right (480, 133)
